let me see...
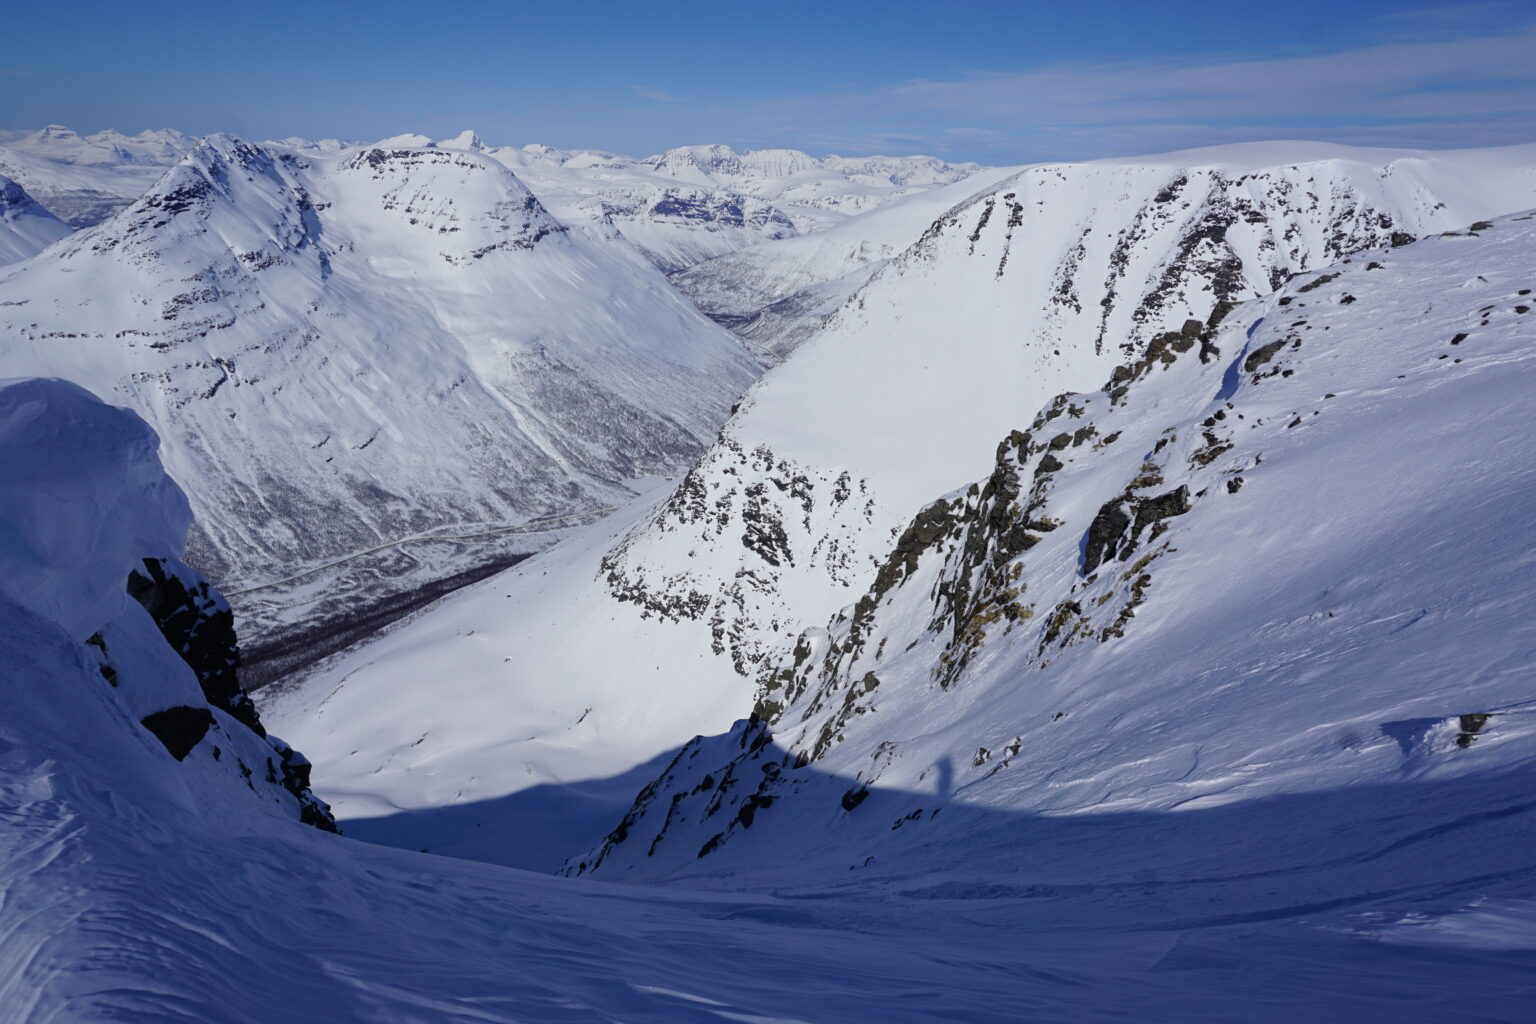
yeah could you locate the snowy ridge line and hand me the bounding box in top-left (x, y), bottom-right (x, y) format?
top-left (223, 506), bottom-right (617, 596)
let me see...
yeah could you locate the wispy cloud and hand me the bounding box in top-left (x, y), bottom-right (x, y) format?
top-left (631, 85), bottom-right (679, 103)
top-left (721, 21), bottom-right (1536, 161)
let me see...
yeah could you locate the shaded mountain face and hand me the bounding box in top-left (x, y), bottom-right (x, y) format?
top-left (598, 143), bottom-right (1536, 702)
top-left (0, 175), bottom-right (69, 264)
top-left (570, 210), bottom-right (1536, 881)
top-left (0, 135), bottom-right (759, 616)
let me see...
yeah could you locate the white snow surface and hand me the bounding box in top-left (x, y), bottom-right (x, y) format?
top-left (0, 125), bottom-right (196, 228)
top-left (670, 164), bottom-right (1024, 359)
top-left (0, 175), bottom-right (69, 266)
top-left (470, 137), bottom-right (984, 274)
top-left (0, 378), bottom-right (334, 828)
top-left (602, 140), bottom-right (1536, 700)
top-left (0, 134), bottom-right (759, 597)
top-left (270, 143), bottom-right (1536, 890)
top-left (6, 224), bottom-right (1536, 1021)
top-left (575, 209), bottom-right (1536, 884)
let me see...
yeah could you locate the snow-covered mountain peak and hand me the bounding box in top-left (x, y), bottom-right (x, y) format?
top-left (0, 131), bottom-right (758, 647)
top-left (0, 174), bottom-right (69, 265)
top-left (332, 144), bottom-right (567, 261)
top-left (7, 123), bottom-right (198, 168)
top-left (437, 129), bottom-right (486, 152)
top-left (370, 131), bottom-right (435, 149)
top-left (644, 143), bottom-right (745, 181)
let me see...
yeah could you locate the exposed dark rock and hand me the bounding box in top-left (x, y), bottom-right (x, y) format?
top-left (1131, 486), bottom-right (1191, 540)
top-left (141, 706), bottom-right (215, 761)
top-left (1456, 713), bottom-right (1492, 748)
top-left (1244, 340), bottom-right (1287, 373)
top-left (1083, 501), bottom-right (1132, 574)
top-left (128, 558), bottom-right (261, 734)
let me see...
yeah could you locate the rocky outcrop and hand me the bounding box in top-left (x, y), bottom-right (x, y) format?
top-left (119, 556), bottom-right (339, 831)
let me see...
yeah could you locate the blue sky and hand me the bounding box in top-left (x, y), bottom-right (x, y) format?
top-left (6, 1), bottom-right (1536, 162)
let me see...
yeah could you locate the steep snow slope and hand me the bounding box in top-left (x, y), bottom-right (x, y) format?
top-left (570, 210), bottom-right (1536, 914)
top-left (0, 135), bottom-right (758, 644)
top-left (0, 378), bottom-right (334, 830)
top-left (0, 125), bottom-right (195, 227)
top-left (0, 175), bottom-right (69, 264)
top-left (671, 165), bottom-right (1022, 359)
top-left (8, 381), bottom-right (1533, 1024)
top-left (602, 141), bottom-right (1536, 696)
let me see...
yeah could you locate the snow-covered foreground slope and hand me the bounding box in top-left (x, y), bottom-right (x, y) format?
top-left (0, 135), bottom-right (759, 654)
top-left (0, 175), bottom-right (68, 264)
top-left (0, 125), bottom-right (195, 228)
top-left (7, 378), bottom-right (1534, 1022)
top-left (603, 141), bottom-right (1536, 698)
top-left (571, 212), bottom-right (1536, 893)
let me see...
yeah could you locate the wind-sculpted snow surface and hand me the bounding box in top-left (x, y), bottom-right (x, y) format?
top-left (601, 142), bottom-right (1536, 696)
top-left (0, 176), bottom-right (69, 265)
top-left (571, 213), bottom-right (1536, 895)
top-left (8, 381), bottom-right (1534, 1022)
top-left (0, 135), bottom-right (759, 616)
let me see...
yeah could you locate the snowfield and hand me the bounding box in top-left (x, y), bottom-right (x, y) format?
top-left (3, 127), bottom-right (1536, 1022)
top-left (0, 124), bottom-right (196, 228)
top-left (5, 212), bottom-right (1536, 1020)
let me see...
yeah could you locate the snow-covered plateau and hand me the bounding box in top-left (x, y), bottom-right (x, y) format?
top-left (3, 127), bottom-right (1535, 1021)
